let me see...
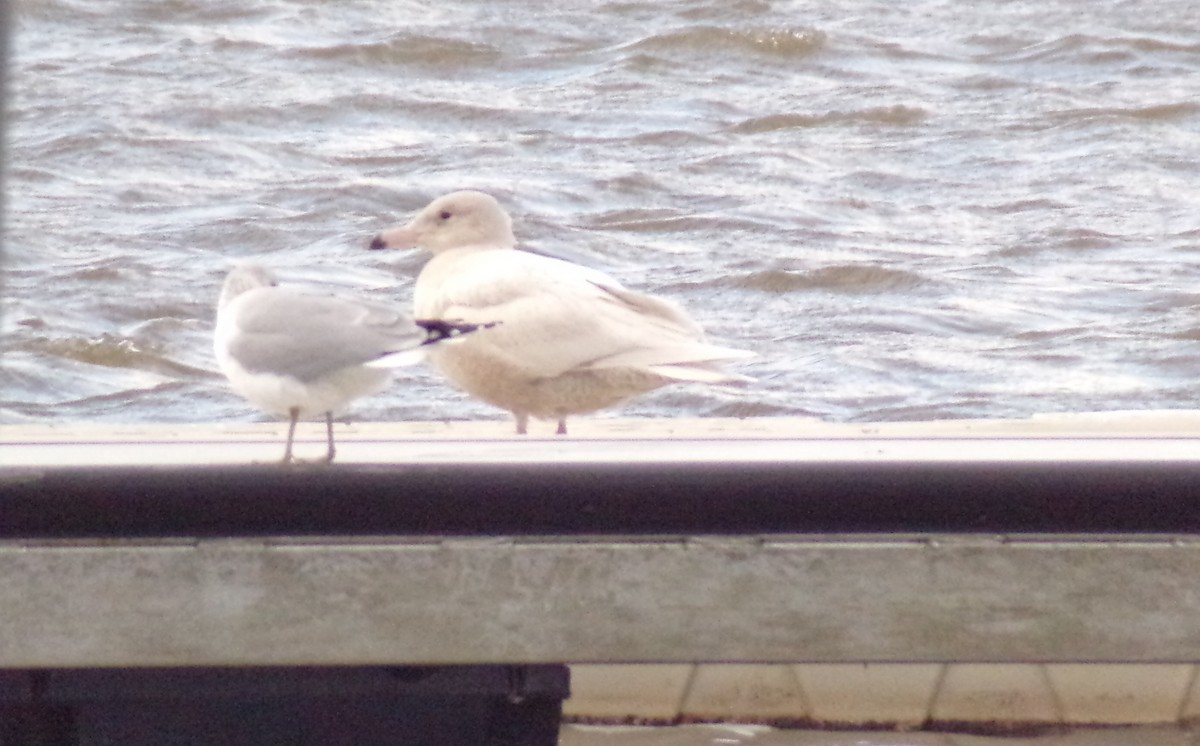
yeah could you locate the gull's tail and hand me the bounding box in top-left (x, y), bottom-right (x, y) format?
top-left (365, 319), bottom-right (499, 368)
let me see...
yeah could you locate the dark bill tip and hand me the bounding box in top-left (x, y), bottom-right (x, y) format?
top-left (368, 235), bottom-right (387, 251)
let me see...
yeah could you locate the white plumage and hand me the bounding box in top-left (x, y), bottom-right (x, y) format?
top-left (368, 190), bottom-right (754, 434)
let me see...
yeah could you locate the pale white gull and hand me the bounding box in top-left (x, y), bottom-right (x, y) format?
top-left (214, 263), bottom-right (486, 463)
top-left (367, 190), bottom-right (754, 435)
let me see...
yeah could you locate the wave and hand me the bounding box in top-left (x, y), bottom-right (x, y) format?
top-left (298, 34), bottom-right (503, 69)
top-left (974, 32), bottom-right (1200, 66)
top-left (730, 105), bottom-right (926, 133)
top-left (626, 25), bottom-right (826, 59)
top-left (1049, 102), bottom-right (1200, 124)
top-left (586, 208), bottom-right (752, 234)
top-left (682, 265), bottom-right (928, 295)
top-left (11, 332), bottom-right (210, 379)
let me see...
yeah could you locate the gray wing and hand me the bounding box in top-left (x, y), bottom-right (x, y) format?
top-left (227, 287), bottom-right (427, 382)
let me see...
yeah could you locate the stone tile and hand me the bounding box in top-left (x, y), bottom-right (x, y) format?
top-left (1046, 664), bottom-right (1196, 724)
top-left (930, 664), bottom-right (1060, 724)
top-left (564, 664), bottom-right (695, 721)
top-left (1178, 665), bottom-right (1200, 721)
top-left (794, 663), bottom-right (943, 727)
top-left (679, 664), bottom-right (809, 722)
top-left (946, 727), bottom-right (1196, 746)
top-left (560, 723), bottom-right (964, 745)
top-left (561, 723), bottom-right (1200, 746)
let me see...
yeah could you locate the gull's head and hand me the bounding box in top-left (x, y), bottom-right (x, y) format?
top-left (219, 263), bottom-right (277, 309)
top-left (368, 190), bottom-right (516, 255)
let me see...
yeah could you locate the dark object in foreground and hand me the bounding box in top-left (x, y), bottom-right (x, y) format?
top-left (0, 666), bottom-right (568, 746)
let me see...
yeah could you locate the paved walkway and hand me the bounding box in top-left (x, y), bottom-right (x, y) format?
top-left (561, 724), bottom-right (1199, 746)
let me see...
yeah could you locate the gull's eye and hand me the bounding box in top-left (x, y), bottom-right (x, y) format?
top-left (439, 210), bottom-right (452, 220)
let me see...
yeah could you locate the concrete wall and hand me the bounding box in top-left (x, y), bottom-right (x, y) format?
top-left (4, 414), bottom-right (1199, 729)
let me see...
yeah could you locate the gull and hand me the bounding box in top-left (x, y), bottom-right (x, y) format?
top-left (367, 190), bottom-right (754, 435)
top-left (214, 263), bottom-right (485, 463)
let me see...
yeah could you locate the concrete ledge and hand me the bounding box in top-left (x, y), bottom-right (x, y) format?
top-left (4, 416), bottom-right (1200, 538)
top-left (3, 411), bottom-right (1200, 466)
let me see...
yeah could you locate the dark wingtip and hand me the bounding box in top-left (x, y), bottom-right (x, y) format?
top-left (415, 319), bottom-right (500, 344)
top-left (368, 235), bottom-right (386, 251)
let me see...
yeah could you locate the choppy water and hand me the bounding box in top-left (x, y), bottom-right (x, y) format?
top-left (5, 0), bottom-right (1200, 427)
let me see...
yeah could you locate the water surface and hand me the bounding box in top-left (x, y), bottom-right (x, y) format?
top-left (6, 0), bottom-right (1200, 427)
